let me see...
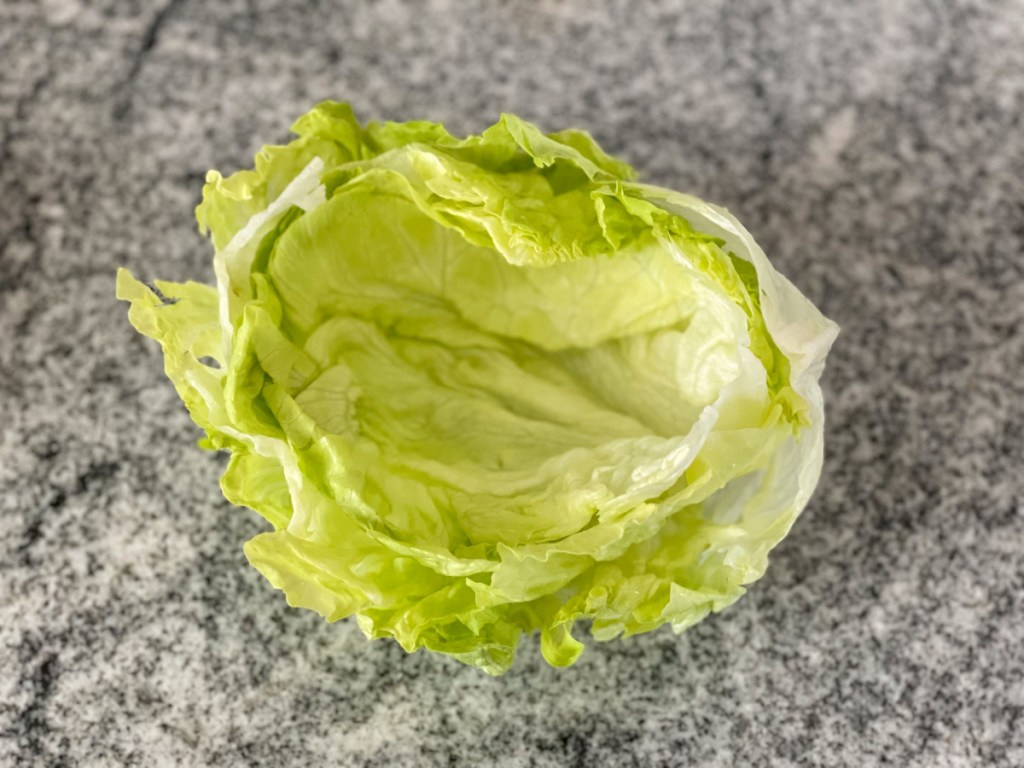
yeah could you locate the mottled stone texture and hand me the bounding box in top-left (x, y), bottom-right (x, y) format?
top-left (1, 0), bottom-right (1022, 765)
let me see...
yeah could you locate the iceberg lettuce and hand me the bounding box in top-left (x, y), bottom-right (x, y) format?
top-left (118, 102), bottom-right (837, 674)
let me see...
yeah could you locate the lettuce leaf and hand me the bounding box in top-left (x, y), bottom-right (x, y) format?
top-left (118, 102), bottom-right (837, 674)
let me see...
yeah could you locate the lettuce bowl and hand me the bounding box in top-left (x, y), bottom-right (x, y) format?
top-left (118, 102), bottom-right (837, 674)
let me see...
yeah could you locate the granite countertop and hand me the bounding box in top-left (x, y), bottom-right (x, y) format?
top-left (2, 1), bottom-right (1022, 765)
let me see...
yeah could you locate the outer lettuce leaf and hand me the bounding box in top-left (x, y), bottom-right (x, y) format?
top-left (119, 102), bottom-right (837, 675)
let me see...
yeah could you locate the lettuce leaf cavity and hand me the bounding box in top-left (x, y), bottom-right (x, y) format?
top-left (118, 102), bottom-right (837, 674)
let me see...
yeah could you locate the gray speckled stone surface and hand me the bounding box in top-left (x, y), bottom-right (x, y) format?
top-left (2, 0), bottom-right (1022, 765)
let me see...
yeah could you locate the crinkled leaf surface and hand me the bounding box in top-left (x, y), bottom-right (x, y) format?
top-left (118, 102), bottom-right (837, 674)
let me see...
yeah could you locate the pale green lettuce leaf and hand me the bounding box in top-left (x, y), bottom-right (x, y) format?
top-left (119, 101), bottom-right (837, 675)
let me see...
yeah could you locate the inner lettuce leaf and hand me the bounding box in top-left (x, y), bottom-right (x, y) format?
top-left (118, 102), bottom-right (837, 674)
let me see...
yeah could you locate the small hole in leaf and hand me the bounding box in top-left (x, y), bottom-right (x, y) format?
top-left (198, 356), bottom-right (221, 369)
